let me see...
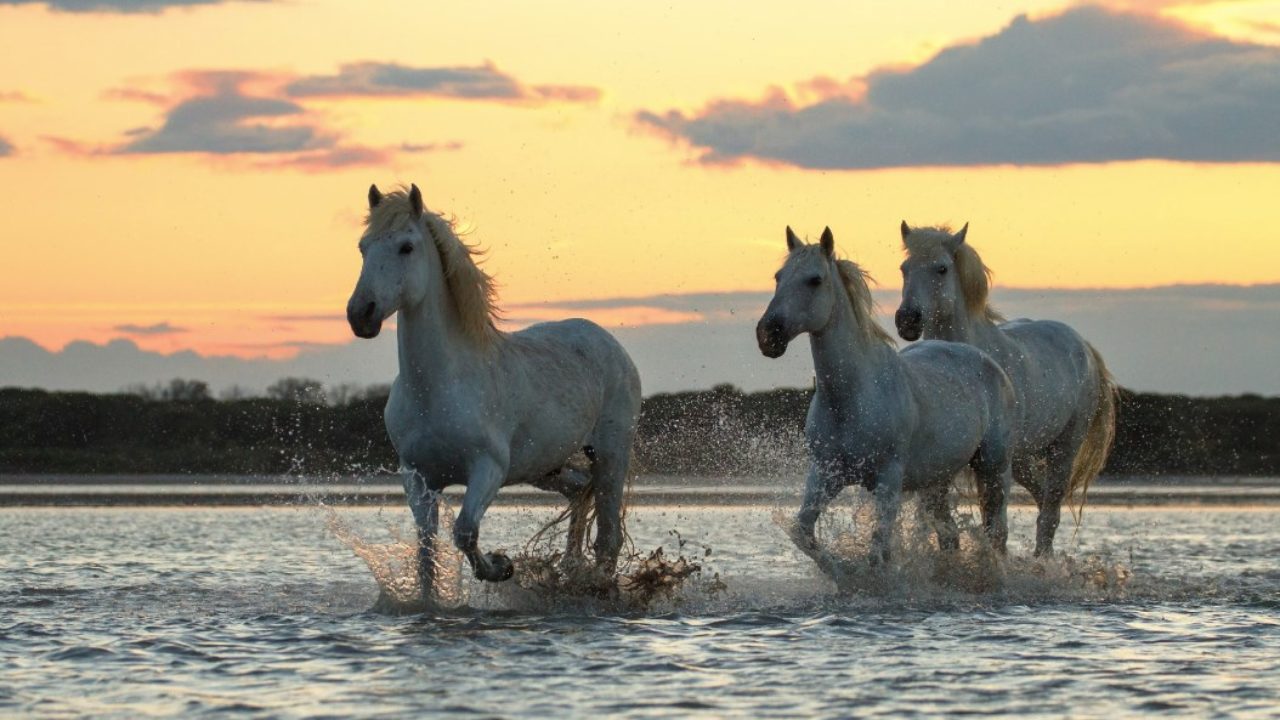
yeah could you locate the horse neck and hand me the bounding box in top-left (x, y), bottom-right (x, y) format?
top-left (929, 299), bottom-right (1001, 349)
top-left (396, 243), bottom-right (484, 391)
top-left (809, 284), bottom-right (897, 403)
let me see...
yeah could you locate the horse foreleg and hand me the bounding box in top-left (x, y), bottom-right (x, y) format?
top-left (975, 464), bottom-right (1012, 554)
top-left (454, 457), bottom-right (514, 582)
top-left (790, 465), bottom-right (843, 562)
top-left (921, 482), bottom-right (960, 552)
top-left (869, 462), bottom-right (905, 566)
top-left (404, 472), bottom-right (441, 603)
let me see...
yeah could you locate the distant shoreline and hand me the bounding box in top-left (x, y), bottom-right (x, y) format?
top-left (2, 475), bottom-right (1278, 508)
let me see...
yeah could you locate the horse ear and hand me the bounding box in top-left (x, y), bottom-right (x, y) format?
top-left (785, 226), bottom-right (801, 252)
top-left (820, 227), bottom-right (834, 257)
top-left (900, 220), bottom-right (911, 239)
top-left (409, 184), bottom-right (424, 218)
top-left (368, 184), bottom-right (382, 209)
top-left (954, 222), bottom-right (968, 245)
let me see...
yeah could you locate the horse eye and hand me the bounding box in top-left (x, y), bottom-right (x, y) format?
top-left (807, 275), bottom-right (823, 287)
top-left (936, 265), bottom-right (948, 275)
top-left (399, 243), bottom-right (414, 255)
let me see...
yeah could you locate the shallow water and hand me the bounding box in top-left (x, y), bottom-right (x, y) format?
top-left (2, 498), bottom-right (1279, 717)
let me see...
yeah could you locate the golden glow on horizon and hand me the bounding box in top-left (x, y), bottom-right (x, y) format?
top-left (1, 0), bottom-right (1278, 358)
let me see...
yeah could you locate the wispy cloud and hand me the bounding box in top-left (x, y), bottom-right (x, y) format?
top-left (0, 135), bottom-right (13, 156)
top-left (71, 70), bottom-right (459, 170)
top-left (63, 65), bottom-right (566, 168)
top-left (637, 7), bottom-right (1280, 169)
top-left (0, 0), bottom-right (272, 14)
top-left (113, 321), bottom-right (188, 336)
top-left (285, 61), bottom-right (601, 105)
top-left (0, 90), bottom-right (34, 103)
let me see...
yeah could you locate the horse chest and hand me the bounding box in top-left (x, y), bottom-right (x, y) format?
top-left (384, 390), bottom-right (498, 485)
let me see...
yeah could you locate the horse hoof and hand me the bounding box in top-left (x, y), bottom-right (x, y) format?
top-left (484, 552), bottom-right (515, 582)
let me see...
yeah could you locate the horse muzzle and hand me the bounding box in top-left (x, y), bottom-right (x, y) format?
top-left (756, 319), bottom-right (790, 359)
top-left (347, 299), bottom-right (383, 339)
top-left (895, 306), bottom-right (923, 342)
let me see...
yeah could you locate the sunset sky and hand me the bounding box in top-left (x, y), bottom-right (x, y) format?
top-left (2, 0), bottom-right (1279, 394)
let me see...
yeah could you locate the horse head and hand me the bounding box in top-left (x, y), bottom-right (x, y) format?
top-left (896, 221), bottom-right (969, 341)
top-left (347, 183), bottom-right (430, 339)
top-left (756, 226), bottom-right (838, 358)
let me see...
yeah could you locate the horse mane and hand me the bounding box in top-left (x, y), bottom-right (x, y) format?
top-left (363, 188), bottom-right (503, 346)
top-left (902, 225), bottom-right (1006, 323)
top-left (833, 257), bottom-right (896, 346)
top-left (789, 244), bottom-right (894, 346)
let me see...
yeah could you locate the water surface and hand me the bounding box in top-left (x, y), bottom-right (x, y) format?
top-left (2, 497), bottom-right (1278, 717)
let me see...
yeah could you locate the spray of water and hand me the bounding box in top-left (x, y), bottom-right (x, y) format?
top-left (773, 491), bottom-right (1133, 604)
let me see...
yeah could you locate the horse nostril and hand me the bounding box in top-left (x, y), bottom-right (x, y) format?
top-left (363, 301), bottom-right (377, 319)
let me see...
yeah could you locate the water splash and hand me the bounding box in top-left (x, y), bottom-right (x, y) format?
top-left (323, 507), bottom-right (465, 613)
top-left (773, 493), bottom-right (1134, 604)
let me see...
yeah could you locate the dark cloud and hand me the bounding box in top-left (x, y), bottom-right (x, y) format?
top-left (0, 135), bottom-right (13, 156)
top-left (59, 73), bottom-right (375, 168)
top-left (285, 61), bottom-right (600, 104)
top-left (67, 70), bottom-right (464, 169)
top-left (119, 93), bottom-right (320, 154)
top-left (637, 7), bottom-right (1280, 168)
top-left (113, 73), bottom-right (320, 155)
top-left (0, 0), bottom-right (268, 13)
top-left (113, 322), bottom-right (188, 336)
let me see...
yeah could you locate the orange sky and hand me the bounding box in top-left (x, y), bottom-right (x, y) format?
top-left (1, 0), bottom-right (1278, 358)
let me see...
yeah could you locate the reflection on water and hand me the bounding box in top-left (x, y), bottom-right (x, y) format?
top-left (2, 495), bottom-right (1279, 717)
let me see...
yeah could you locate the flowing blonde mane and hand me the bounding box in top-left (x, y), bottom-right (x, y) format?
top-left (833, 257), bottom-right (897, 346)
top-left (790, 244), bottom-right (894, 346)
top-left (903, 225), bottom-right (1006, 323)
top-left (363, 189), bottom-right (503, 345)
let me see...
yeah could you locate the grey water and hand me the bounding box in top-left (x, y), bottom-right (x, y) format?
top-left (2, 494), bottom-right (1279, 717)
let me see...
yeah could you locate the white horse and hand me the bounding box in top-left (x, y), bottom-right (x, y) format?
top-left (896, 222), bottom-right (1117, 555)
top-left (346, 184), bottom-right (642, 601)
top-left (757, 227), bottom-right (1016, 566)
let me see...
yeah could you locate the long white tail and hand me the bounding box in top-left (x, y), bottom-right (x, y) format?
top-left (1066, 343), bottom-right (1118, 520)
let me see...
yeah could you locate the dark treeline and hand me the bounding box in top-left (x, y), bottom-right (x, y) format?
top-left (1, 382), bottom-right (1277, 477)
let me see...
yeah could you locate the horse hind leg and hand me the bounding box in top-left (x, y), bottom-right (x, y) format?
top-left (1034, 425), bottom-right (1087, 556)
top-left (530, 459), bottom-right (595, 559)
top-left (585, 434), bottom-right (631, 575)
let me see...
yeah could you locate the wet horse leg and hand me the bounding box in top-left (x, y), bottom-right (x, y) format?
top-left (404, 472), bottom-right (441, 603)
top-left (921, 481), bottom-right (960, 552)
top-left (1035, 426), bottom-right (1083, 556)
top-left (975, 463), bottom-right (1012, 554)
top-left (790, 465), bottom-right (844, 562)
top-left (869, 462), bottom-right (904, 565)
top-left (453, 456), bottom-right (514, 582)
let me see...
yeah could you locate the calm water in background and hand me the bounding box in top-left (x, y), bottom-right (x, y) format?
top-left (2, 491), bottom-right (1279, 718)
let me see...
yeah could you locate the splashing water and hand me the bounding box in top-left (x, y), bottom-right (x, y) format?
top-left (325, 502), bottom-right (723, 614)
top-left (323, 506), bottom-right (466, 612)
top-left (772, 491), bottom-right (1134, 604)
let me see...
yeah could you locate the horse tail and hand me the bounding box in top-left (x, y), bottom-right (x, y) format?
top-left (1066, 342), bottom-right (1118, 522)
top-left (564, 477), bottom-right (597, 557)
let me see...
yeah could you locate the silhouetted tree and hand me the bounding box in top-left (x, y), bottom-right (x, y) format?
top-left (266, 377), bottom-right (325, 404)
